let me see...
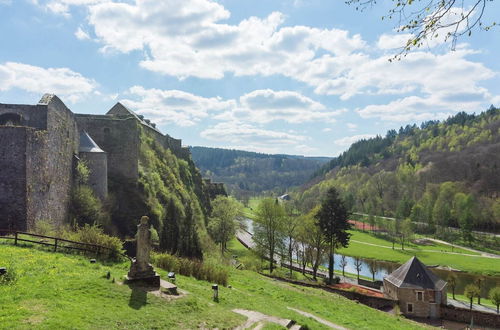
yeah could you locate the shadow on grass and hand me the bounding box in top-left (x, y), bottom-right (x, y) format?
top-left (128, 284), bottom-right (148, 310)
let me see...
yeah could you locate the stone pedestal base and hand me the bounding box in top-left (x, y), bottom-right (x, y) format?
top-left (125, 261), bottom-right (161, 287)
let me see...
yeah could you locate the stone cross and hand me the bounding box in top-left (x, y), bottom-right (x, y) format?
top-left (126, 216), bottom-right (160, 286)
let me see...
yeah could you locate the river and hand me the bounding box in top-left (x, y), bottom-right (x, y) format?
top-left (243, 218), bottom-right (500, 298)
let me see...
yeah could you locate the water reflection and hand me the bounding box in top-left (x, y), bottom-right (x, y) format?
top-left (243, 218), bottom-right (499, 298)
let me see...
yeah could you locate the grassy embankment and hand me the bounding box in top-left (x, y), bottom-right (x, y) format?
top-left (339, 230), bottom-right (500, 276)
top-left (242, 199), bottom-right (499, 276)
top-left (0, 242), bottom-right (428, 329)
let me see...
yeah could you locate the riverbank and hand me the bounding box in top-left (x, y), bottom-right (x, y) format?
top-left (339, 230), bottom-right (500, 277)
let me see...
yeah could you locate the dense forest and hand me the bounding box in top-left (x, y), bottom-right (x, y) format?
top-left (297, 106), bottom-right (500, 234)
top-left (190, 146), bottom-right (331, 200)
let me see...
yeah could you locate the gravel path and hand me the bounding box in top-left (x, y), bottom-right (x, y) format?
top-left (287, 307), bottom-right (348, 329)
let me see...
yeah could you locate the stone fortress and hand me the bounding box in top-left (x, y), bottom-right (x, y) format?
top-left (0, 94), bottom-right (215, 232)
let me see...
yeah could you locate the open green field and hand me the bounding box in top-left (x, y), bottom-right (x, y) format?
top-left (339, 230), bottom-right (500, 276)
top-left (0, 243), bottom-right (429, 329)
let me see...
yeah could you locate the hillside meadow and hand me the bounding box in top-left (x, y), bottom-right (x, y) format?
top-left (0, 243), bottom-right (429, 329)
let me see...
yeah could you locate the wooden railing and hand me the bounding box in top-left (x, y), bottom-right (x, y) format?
top-left (0, 229), bottom-right (130, 260)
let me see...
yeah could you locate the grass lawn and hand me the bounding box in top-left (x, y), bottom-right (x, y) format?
top-left (0, 243), bottom-right (429, 329)
top-left (447, 293), bottom-right (497, 310)
top-left (339, 230), bottom-right (500, 276)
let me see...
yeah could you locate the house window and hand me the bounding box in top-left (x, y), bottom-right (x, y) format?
top-left (407, 303), bottom-right (413, 313)
top-left (416, 291), bottom-right (423, 301)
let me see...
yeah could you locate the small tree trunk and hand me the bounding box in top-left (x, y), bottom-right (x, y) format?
top-left (452, 287), bottom-right (455, 300)
top-left (328, 242), bottom-right (334, 285)
top-left (288, 237), bottom-right (293, 278)
top-left (470, 297), bottom-right (473, 310)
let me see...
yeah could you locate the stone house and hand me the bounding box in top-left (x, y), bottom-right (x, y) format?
top-left (383, 256), bottom-right (447, 318)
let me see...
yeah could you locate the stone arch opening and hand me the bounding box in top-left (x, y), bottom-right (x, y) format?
top-left (0, 113), bottom-right (23, 126)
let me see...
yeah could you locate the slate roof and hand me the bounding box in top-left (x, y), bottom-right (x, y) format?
top-left (79, 131), bottom-right (105, 153)
top-left (384, 256), bottom-right (447, 291)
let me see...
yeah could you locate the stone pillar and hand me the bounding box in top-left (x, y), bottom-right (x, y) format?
top-left (125, 216), bottom-right (160, 286)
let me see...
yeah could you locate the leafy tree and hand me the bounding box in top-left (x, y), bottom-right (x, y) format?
top-left (346, 0), bottom-right (496, 56)
top-left (298, 207), bottom-right (327, 280)
top-left (354, 257), bottom-right (363, 280)
top-left (474, 276), bottom-right (485, 304)
top-left (464, 283), bottom-right (480, 310)
top-left (207, 196), bottom-right (243, 254)
top-left (454, 193), bottom-right (475, 244)
top-left (447, 273), bottom-right (458, 299)
top-left (489, 287), bottom-right (500, 314)
top-left (283, 205), bottom-right (300, 278)
top-left (316, 187), bottom-right (351, 284)
top-left (399, 218), bottom-right (413, 250)
top-left (253, 198), bottom-right (286, 273)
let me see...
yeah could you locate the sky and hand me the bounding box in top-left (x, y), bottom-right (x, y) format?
top-left (0, 0), bottom-right (499, 157)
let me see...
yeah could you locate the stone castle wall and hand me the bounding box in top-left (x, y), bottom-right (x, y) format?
top-left (0, 95), bottom-right (202, 231)
top-left (75, 115), bottom-right (140, 182)
top-left (41, 96), bottom-right (79, 228)
top-left (0, 127), bottom-right (28, 230)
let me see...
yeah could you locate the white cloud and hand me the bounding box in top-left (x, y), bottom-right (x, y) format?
top-left (334, 134), bottom-right (377, 147)
top-left (120, 86), bottom-right (236, 127)
top-left (0, 62), bottom-right (97, 102)
top-left (347, 123), bottom-right (357, 131)
top-left (201, 121), bottom-right (307, 145)
top-left (62, 0), bottom-right (365, 81)
top-left (123, 86), bottom-right (344, 126)
top-left (377, 33), bottom-right (413, 50)
top-left (75, 26), bottom-right (91, 40)
top-left (229, 89), bottom-right (345, 124)
top-left (322, 127), bottom-right (332, 132)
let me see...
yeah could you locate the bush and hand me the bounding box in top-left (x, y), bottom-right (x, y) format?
top-left (33, 219), bottom-right (56, 237)
top-left (152, 252), bottom-right (229, 286)
top-left (66, 224), bottom-right (124, 261)
top-left (70, 186), bottom-right (106, 226)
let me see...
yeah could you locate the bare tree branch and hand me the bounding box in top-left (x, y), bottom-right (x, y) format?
top-left (346, 0), bottom-right (497, 59)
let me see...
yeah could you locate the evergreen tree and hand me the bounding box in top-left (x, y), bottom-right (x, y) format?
top-left (315, 187), bottom-right (351, 284)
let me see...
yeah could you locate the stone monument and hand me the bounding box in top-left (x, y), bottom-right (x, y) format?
top-left (125, 216), bottom-right (160, 287)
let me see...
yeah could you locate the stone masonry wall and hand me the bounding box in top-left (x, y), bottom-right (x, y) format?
top-left (441, 305), bottom-right (500, 328)
top-left (26, 96), bottom-right (79, 230)
top-left (0, 103), bottom-right (47, 130)
top-left (75, 114), bottom-right (140, 182)
top-left (0, 127), bottom-right (28, 230)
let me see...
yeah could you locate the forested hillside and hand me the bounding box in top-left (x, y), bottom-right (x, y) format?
top-left (297, 107), bottom-right (500, 234)
top-left (190, 146), bottom-right (331, 199)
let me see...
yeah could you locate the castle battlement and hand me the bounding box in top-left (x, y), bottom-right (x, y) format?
top-left (0, 94), bottom-right (193, 231)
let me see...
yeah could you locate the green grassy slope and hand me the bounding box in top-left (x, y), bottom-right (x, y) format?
top-left (339, 231), bottom-right (500, 276)
top-left (0, 243), bottom-right (429, 329)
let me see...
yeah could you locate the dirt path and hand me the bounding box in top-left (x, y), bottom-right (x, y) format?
top-left (232, 309), bottom-right (300, 329)
top-left (350, 239), bottom-right (498, 259)
top-left (287, 307), bottom-right (348, 329)
top-left (423, 237), bottom-right (500, 259)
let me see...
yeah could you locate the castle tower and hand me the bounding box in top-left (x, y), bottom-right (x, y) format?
top-left (78, 131), bottom-right (108, 201)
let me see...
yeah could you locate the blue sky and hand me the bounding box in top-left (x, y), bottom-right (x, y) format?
top-left (1, 0), bottom-right (499, 156)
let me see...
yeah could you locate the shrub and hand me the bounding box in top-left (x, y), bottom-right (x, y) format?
top-left (33, 219), bottom-right (56, 237)
top-left (70, 186), bottom-right (105, 226)
top-left (152, 252), bottom-right (229, 286)
top-left (66, 224), bottom-right (124, 261)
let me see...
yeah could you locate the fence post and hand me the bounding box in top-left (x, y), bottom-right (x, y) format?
top-left (54, 238), bottom-right (58, 252)
top-left (14, 231), bottom-right (18, 245)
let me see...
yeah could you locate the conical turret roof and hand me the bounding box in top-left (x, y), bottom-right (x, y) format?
top-left (79, 131), bottom-right (105, 153)
top-left (384, 257), bottom-right (447, 290)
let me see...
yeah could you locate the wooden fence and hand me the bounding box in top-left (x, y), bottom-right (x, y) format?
top-left (0, 229), bottom-right (129, 260)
